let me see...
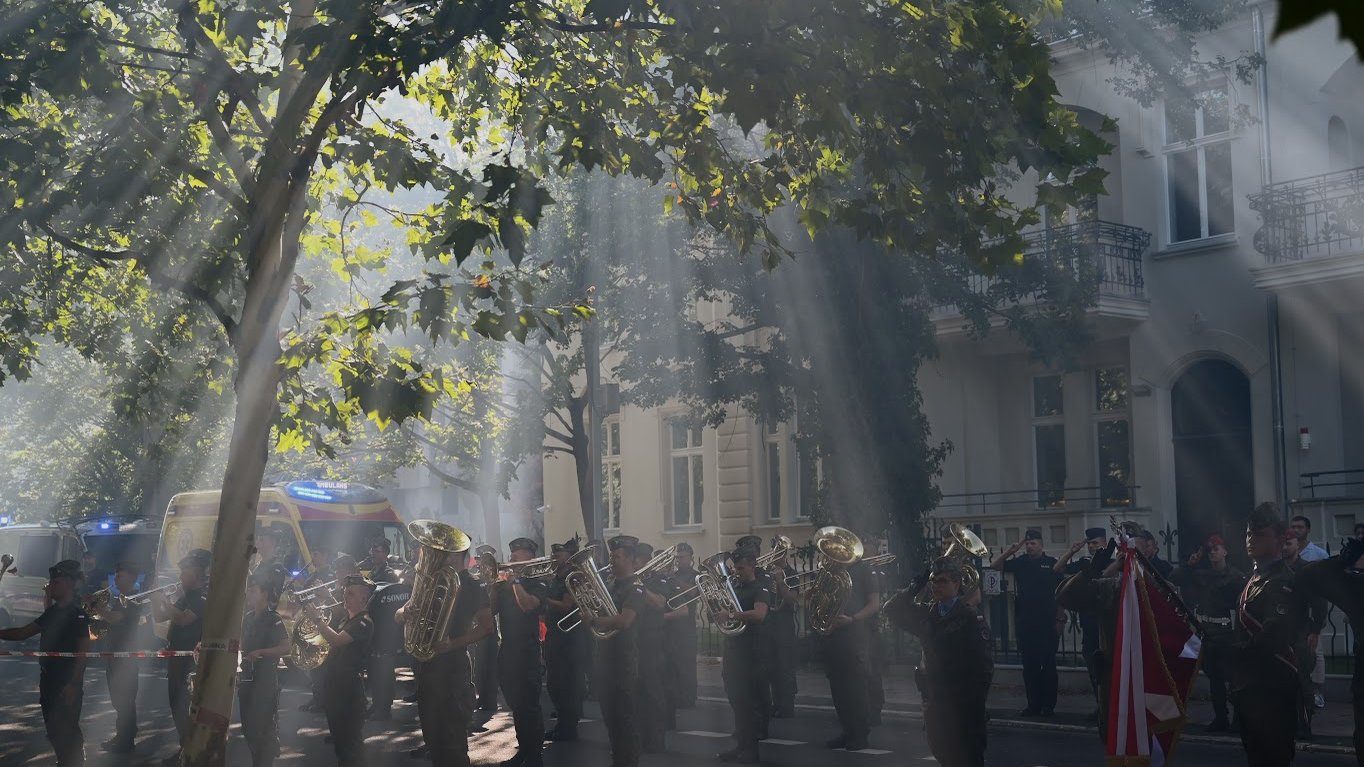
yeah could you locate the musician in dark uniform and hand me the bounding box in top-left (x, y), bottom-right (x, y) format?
top-left (990, 529), bottom-right (1061, 717)
top-left (545, 538), bottom-right (585, 741)
top-left (399, 540), bottom-right (493, 767)
top-left (663, 542), bottom-right (699, 721)
top-left (822, 557), bottom-right (879, 751)
top-left (714, 547), bottom-right (771, 764)
top-left (367, 536), bottom-right (399, 584)
top-left (1055, 538), bottom-right (1120, 744)
top-left (1297, 536), bottom-right (1364, 762)
top-left (629, 541), bottom-right (669, 752)
top-left (305, 575), bottom-right (375, 767)
top-left (765, 541), bottom-right (799, 718)
top-left (93, 561), bottom-right (148, 753)
top-left (239, 577), bottom-right (290, 767)
top-left (366, 568), bottom-right (412, 721)
top-left (1171, 534), bottom-right (1245, 731)
top-left (494, 537), bottom-right (548, 767)
top-left (580, 536), bottom-right (648, 767)
top-left (153, 549), bottom-right (209, 765)
top-left (0, 559), bottom-right (90, 767)
top-left (472, 546), bottom-right (501, 722)
top-left (1230, 502), bottom-right (1309, 767)
top-left (887, 557), bottom-right (993, 767)
top-left (251, 527), bottom-right (291, 604)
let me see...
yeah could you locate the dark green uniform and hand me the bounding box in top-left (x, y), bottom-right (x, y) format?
top-left (1230, 558), bottom-right (1307, 767)
top-left (239, 608), bottom-right (287, 767)
top-left (545, 568), bottom-right (586, 739)
top-left (821, 561), bottom-right (875, 748)
top-left (495, 577), bottom-right (548, 764)
top-left (1170, 562), bottom-right (1245, 727)
top-left (36, 602), bottom-right (89, 767)
top-left (1055, 569), bottom-right (1120, 744)
top-left (723, 574), bottom-right (772, 758)
top-left (1297, 555), bottom-right (1364, 765)
top-left (1001, 553), bottom-right (1060, 714)
top-left (166, 587), bottom-right (205, 750)
top-left (894, 596), bottom-right (993, 767)
top-left (597, 576), bottom-right (648, 767)
top-left (416, 570), bottom-right (486, 767)
top-left (322, 610), bottom-right (373, 767)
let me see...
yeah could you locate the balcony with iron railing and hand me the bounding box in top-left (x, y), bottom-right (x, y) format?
top-left (1248, 166), bottom-right (1364, 289)
top-left (933, 220), bottom-right (1152, 333)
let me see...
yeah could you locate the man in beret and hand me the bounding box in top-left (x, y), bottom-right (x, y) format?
top-left (494, 538), bottom-right (548, 767)
top-left (1297, 533), bottom-right (1364, 761)
top-left (1171, 533), bottom-right (1246, 731)
top-left (580, 536), bottom-right (647, 767)
top-left (1135, 530), bottom-right (1174, 579)
top-left (1053, 527), bottom-right (1111, 721)
top-left (250, 527), bottom-right (290, 601)
top-left (0, 559), bottom-right (90, 766)
top-left (714, 547), bottom-right (772, 764)
top-left (632, 541), bottom-right (671, 752)
top-left (887, 557), bottom-right (993, 767)
top-left (307, 575), bottom-right (376, 767)
top-left (153, 550), bottom-right (209, 765)
top-left (1230, 502), bottom-right (1309, 767)
top-left (367, 542), bottom-right (413, 721)
top-left (990, 529), bottom-right (1060, 717)
top-left (471, 546), bottom-right (502, 723)
top-left (764, 538), bottom-right (800, 719)
top-left (544, 538), bottom-right (586, 741)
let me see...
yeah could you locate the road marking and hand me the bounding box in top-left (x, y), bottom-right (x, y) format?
top-left (679, 730), bottom-right (730, 738)
top-left (920, 758), bottom-right (937, 762)
top-left (850, 748), bottom-right (893, 755)
top-left (759, 739), bottom-right (804, 746)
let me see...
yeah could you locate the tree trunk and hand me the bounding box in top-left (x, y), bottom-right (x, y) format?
top-left (566, 393), bottom-right (592, 537)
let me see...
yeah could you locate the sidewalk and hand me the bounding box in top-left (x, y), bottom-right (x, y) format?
top-left (695, 658), bottom-right (1356, 754)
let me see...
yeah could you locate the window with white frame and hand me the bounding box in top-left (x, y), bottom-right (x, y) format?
top-left (1094, 367), bottom-right (1132, 507)
top-left (669, 421), bottom-right (704, 527)
top-left (796, 449), bottom-right (819, 520)
top-left (765, 423), bottom-right (782, 522)
top-left (1164, 85), bottom-right (1233, 244)
top-left (1033, 375), bottom-right (1066, 508)
top-left (602, 418), bottom-right (623, 530)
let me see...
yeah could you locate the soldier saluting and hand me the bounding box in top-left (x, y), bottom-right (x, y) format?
top-left (886, 557), bottom-right (993, 767)
top-left (1230, 502), bottom-right (1309, 767)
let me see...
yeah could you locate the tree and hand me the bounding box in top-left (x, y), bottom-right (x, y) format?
top-left (0, 1), bottom-right (1108, 763)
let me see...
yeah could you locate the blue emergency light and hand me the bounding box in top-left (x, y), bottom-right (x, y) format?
top-left (0, 515), bottom-right (11, 526)
top-left (98, 519), bottom-right (115, 532)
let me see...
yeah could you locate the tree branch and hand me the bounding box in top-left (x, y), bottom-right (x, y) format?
top-left (422, 459), bottom-right (478, 493)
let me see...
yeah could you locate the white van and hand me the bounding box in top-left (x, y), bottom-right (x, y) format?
top-left (0, 523), bottom-right (87, 626)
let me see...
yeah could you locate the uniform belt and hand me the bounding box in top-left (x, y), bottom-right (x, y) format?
top-left (1196, 614), bottom-right (1232, 626)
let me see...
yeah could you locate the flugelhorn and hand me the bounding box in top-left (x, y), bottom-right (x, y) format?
top-left (469, 553), bottom-right (557, 582)
top-left (403, 520), bottom-right (470, 662)
top-left (692, 552), bottom-right (746, 636)
top-left (122, 581), bottom-right (182, 605)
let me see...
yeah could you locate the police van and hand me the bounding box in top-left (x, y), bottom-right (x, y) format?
top-left (0, 520), bottom-right (87, 626)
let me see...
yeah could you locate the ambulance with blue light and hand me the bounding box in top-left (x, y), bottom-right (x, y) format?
top-left (154, 480), bottom-right (412, 583)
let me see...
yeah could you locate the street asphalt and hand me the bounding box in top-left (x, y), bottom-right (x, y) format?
top-left (0, 657), bottom-right (1357, 766)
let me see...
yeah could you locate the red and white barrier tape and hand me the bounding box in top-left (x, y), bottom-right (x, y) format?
top-left (0, 649), bottom-right (202, 658)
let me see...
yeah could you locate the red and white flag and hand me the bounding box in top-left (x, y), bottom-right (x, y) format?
top-left (1106, 539), bottom-right (1202, 767)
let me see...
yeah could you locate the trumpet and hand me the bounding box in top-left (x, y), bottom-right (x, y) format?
top-left (122, 582), bottom-right (182, 605)
top-left (469, 553), bottom-right (557, 582)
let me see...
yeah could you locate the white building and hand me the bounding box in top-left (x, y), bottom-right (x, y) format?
top-left (541, 5), bottom-right (1364, 561)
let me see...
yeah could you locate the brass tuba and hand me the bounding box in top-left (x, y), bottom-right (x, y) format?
top-left (557, 547), bottom-right (619, 639)
top-left (806, 526), bottom-right (865, 635)
top-left (403, 520), bottom-right (471, 663)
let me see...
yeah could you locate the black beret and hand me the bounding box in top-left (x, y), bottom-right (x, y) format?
top-left (730, 548), bottom-right (757, 563)
top-left (929, 556), bottom-right (963, 580)
top-left (1085, 528), bottom-right (1107, 540)
top-left (607, 535), bottom-right (639, 551)
top-left (179, 550), bottom-right (211, 569)
top-left (509, 537), bottom-right (538, 555)
top-left (735, 535), bottom-right (763, 551)
top-left (49, 559), bottom-right (82, 581)
top-left (1024, 529), bottom-right (1043, 541)
top-left (1248, 501), bottom-right (1285, 533)
top-left (368, 536), bottom-right (391, 551)
top-left (675, 542), bottom-right (694, 554)
top-left (634, 542), bottom-right (655, 560)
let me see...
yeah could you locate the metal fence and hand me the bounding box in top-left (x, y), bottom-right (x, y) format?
top-left (1249, 166), bottom-right (1364, 263)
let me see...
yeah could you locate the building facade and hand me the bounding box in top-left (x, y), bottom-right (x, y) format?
top-left (541, 4), bottom-right (1364, 563)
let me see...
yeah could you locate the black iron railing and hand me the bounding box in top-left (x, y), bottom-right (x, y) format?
top-left (1301, 468), bottom-right (1364, 499)
top-left (936, 484), bottom-right (1140, 514)
top-left (1249, 167), bottom-right (1364, 263)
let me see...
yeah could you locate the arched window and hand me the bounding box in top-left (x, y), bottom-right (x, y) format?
top-left (1328, 116), bottom-right (1352, 171)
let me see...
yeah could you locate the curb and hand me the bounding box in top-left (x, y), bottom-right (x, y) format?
top-left (698, 695), bottom-right (1357, 756)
